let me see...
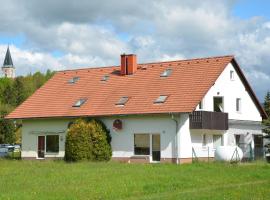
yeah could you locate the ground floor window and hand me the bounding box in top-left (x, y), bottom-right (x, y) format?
top-left (235, 135), bottom-right (240, 146)
top-left (202, 134), bottom-right (207, 146)
top-left (134, 133), bottom-right (161, 161)
top-left (213, 135), bottom-right (223, 148)
top-left (134, 134), bottom-right (150, 155)
top-left (46, 135), bottom-right (59, 153)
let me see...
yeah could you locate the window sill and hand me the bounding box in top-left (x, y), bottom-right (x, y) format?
top-left (45, 152), bottom-right (59, 155)
top-left (132, 155), bottom-right (150, 157)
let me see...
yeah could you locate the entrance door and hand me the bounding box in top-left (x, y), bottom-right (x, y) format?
top-left (38, 136), bottom-right (45, 158)
top-left (152, 134), bottom-right (160, 162)
top-left (254, 135), bottom-right (264, 159)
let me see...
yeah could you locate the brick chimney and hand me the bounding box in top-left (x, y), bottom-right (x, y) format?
top-left (120, 54), bottom-right (137, 75)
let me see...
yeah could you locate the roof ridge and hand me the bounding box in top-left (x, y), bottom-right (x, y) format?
top-left (141, 55), bottom-right (234, 65)
top-left (57, 55), bottom-right (234, 73)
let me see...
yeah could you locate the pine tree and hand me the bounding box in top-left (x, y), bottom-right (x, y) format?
top-left (262, 92), bottom-right (270, 159)
top-left (263, 91), bottom-right (270, 135)
top-left (264, 91), bottom-right (270, 116)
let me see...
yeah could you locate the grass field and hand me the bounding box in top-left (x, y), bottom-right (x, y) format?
top-left (0, 160), bottom-right (270, 200)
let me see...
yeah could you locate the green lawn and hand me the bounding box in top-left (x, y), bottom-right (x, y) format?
top-left (0, 160), bottom-right (270, 200)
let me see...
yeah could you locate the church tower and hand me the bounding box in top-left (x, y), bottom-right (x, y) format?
top-left (2, 46), bottom-right (15, 78)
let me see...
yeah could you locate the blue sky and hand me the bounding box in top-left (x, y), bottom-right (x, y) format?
top-left (0, 1), bottom-right (270, 101)
top-left (233, 0), bottom-right (270, 19)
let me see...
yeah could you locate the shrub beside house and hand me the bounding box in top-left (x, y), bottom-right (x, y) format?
top-left (65, 119), bottom-right (112, 162)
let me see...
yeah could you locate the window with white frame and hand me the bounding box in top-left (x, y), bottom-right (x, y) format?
top-left (230, 70), bottom-right (234, 80)
top-left (202, 134), bottom-right (207, 147)
top-left (236, 98), bottom-right (241, 112)
top-left (199, 100), bottom-right (203, 110)
top-left (134, 134), bottom-right (150, 155)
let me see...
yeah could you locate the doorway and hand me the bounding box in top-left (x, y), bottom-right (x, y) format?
top-left (213, 97), bottom-right (224, 112)
top-left (38, 136), bottom-right (45, 158)
top-left (254, 135), bottom-right (264, 159)
top-left (152, 134), bottom-right (160, 162)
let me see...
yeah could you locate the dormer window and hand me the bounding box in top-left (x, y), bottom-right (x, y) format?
top-left (160, 69), bottom-right (172, 77)
top-left (230, 70), bottom-right (234, 81)
top-left (68, 77), bottom-right (80, 84)
top-left (73, 98), bottom-right (87, 107)
top-left (116, 96), bottom-right (129, 106)
top-left (154, 95), bottom-right (168, 104)
top-left (101, 75), bottom-right (110, 81)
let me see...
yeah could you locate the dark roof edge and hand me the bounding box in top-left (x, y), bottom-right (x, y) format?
top-left (231, 58), bottom-right (268, 119)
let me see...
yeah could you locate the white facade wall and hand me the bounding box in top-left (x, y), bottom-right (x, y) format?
top-left (193, 62), bottom-right (263, 159)
top-left (101, 115), bottom-right (178, 159)
top-left (21, 118), bottom-right (70, 158)
top-left (195, 63), bottom-right (262, 122)
top-left (21, 115), bottom-right (187, 160)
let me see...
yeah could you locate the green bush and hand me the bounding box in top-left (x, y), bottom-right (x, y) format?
top-left (65, 119), bottom-right (112, 162)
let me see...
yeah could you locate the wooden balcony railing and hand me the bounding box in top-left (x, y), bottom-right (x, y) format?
top-left (189, 111), bottom-right (228, 130)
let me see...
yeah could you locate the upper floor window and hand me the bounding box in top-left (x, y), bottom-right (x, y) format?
top-left (236, 98), bottom-right (241, 112)
top-left (230, 70), bottom-right (234, 81)
top-left (213, 97), bottom-right (224, 112)
top-left (199, 100), bottom-right (203, 110)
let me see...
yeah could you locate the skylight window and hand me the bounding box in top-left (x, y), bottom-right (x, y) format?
top-left (73, 98), bottom-right (87, 107)
top-left (101, 75), bottom-right (110, 81)
top-left (116, 96), bottom-right (129, 106)
top-left (160, 69), bottom-right (172, 77)
top-left (154, 95), bottom-right (168, 104)
top-left (68, 77), bottom-right (80, 84)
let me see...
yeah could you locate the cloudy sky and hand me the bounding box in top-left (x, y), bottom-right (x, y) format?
top-left (0, 0), bottom-right (270, 101)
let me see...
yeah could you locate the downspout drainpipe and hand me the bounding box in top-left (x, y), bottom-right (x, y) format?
top-left (171, 113), bottom-right (179, 164)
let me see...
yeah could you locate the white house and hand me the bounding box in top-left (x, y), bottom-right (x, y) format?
top-left (7, 54), bottom-right (267, 163)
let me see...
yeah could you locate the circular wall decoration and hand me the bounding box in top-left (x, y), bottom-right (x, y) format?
top-left (113, 119), bottom-right (122, 131)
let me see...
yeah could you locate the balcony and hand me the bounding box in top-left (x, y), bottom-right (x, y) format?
top-left (189, 111), bottom-right (228, 130)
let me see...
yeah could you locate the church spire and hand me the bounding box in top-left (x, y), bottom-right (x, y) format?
top-left (3, 45), bottom-right (14, 67)
top-left (2, 46), bottom-right (15, 78)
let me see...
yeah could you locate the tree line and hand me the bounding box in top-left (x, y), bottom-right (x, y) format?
top-left (0, 70), bottom-right (54, 144)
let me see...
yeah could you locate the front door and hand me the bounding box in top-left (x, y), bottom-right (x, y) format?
top-left (152, 134), bottom-right (160, 162)
top-left (254, 135), bottom-right (264, 159)
top-left (38, 136), bottom-right (45, 158)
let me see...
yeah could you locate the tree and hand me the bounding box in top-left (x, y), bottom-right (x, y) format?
top-left (13, 77), bottom-right (28, 106)
top-left (263, 91), bottom-right (270, 135)
top-left (263, 92), bottom-right (270, 161)
top-left (0, 70), bottom-right (55, 145)
top-left (0, 103), bottom-right (16, 144)
top-left (264, 91), bottom-right (270, 116)
top-left (65, 119), bottom-right (112, 162)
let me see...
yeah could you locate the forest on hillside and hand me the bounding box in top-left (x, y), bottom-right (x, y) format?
top-left (0, 70), bottom-right (54, 144)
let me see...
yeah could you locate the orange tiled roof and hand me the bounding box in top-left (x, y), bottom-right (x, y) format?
top-left (7, 55), bottom-right (264, 119)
